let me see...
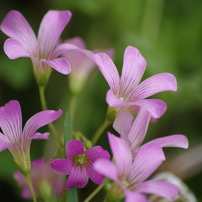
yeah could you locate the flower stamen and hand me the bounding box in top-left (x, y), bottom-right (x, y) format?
top-left (119, 97), bottom-right (124, 101)
top-left (74, 154), bottom-right (88, 167)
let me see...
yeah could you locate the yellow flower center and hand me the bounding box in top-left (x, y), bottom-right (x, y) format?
top-left (73, 154), bottom-right (88, 167)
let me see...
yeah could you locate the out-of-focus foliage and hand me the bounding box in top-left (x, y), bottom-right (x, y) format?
top-left (0, 0), bottom-right (202, 201)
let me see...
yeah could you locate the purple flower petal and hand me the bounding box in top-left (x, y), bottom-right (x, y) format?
top-left (125, 190), bottom-right (147, 202)
top-left (54, 43), bottom-right (93, 58)
top-left (37, 10), bottom-right (72, 57)
top-left (66, 167), bottom-right (88, 189)
top-left (4, 39), bottom-right (32, 59)
top-left (137, 99), bottom-right (167, 118)
top-left (106, 89), bottom-right (126, 107)
top-left (93, 53), bottom-right (120, 92)
top-left (128, 107), bottom-right (151, 149)
top-left (30, 132), bottom-right (50, 140)
top-left (86, 163), bottom-right (104, 184)
top-left (31, 158), bottom-right (44, 166)
top-left (131, 142), bottom-right (165, 183)
top-left (62, 38), bottom-right (114, 79)
top-left (51, 159), bottom-right (73, 175)
top-left (0, 10), bottom-right (37, 56)
top-left (93, 159), bottom-right (118, 181)
top-left (134, 73), bottom-right (177, 100)
top-left (0, 100), bottom-right (22, 142)
top-left (43, 58), bottom-right (71, 75)
top-left (148, 135), bottom-right (189, 149)
top-left (66, 140), bottom-right (84, 158)
top-left (14, 171), bottom-right (27, 186)
top-left (120, 46), bottom-right (146, 96)
top-left (64, 37), bottom-right (86, 49)
top-left (53, 177), bottom-right (65, 197)
top-left (21, 185), bottom-right (32, 199)
top-left (61, 38), bottom-right (89, 74)
top-left (113, 110), bottom-right (133, 139)
top-left (0, 141), bottom-right (11, 152)
top-left (108, 133), bottom-right (132, 177)
top-left (84, 146), bottom-right (110, 162)
top-left (0, 132), bottom-right (10, 151)
top-left (136, 180), bottom-right (179, 201)
top-left (93, 48), bottom-right (114, 58)
top-left (23, 109), bottom-right (62, 139)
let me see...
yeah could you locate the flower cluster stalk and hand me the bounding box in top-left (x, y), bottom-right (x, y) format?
top-left (39, 85), bottom-right (62, 148)
top-left (24, 173), bottom-right (37, 202)
top-left (83, 178), bottom-right (110, 202)
top-left (91, 119), bottom-right (111, 146)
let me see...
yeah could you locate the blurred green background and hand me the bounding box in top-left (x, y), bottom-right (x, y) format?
top-left (1, 0), bottom-right (202, 201)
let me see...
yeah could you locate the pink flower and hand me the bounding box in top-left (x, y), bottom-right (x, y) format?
top-left (93, 46), bottom-right (177, 118)
top-left (0, 100), bottom-right (62, 173)
top-left (113, 108), bottom-right (188, 158)
top-left (51, 140), bottom-right (110, 189)
top-left (62, 37), bottom-right (114, 94)
top-left (94, 134), bottom-right (179, 202)
top-left (14, 158), bottom-right (64, 199)
top-left (0, 10), bottom-right (74, 85)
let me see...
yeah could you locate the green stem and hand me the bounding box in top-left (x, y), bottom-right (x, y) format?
top-left (38, 86), bottom-right (62, 147)
top-left (24, 173), bottom-right (37, 202)
top-left (84, 178), bottom-right (110, 202)
top-left (91, 119), bottom-right (111, 146)
top-left (39, 86), bottom-right (48, 110)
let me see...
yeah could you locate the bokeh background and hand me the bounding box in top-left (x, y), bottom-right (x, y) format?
top-left (0, 0), bottom-right (202, 201)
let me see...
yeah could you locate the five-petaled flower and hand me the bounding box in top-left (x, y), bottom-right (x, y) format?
top-left (0, 100), bottom-right (62, 174)
top-left (0, 10), bottom-right (74, 86)
top-left (14, 158), bottom-right (65, 200)
top-left (51, 140), bottom-right (110, 189)
top-left (93, 46), bottom-right (177, 119)
top-left (113, 108), bottom-right (188, 158)
top-left (94, 133), bottom-right (179, 202)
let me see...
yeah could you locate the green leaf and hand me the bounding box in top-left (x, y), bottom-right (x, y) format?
top-left (67, 187), bottom-right (78, 202)
top-left (64, 112), bottom-right (72, 144)
top-left (64, 112), bottom-right (78, 202)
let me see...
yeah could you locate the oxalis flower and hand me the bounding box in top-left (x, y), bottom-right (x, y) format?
top-left (113, 108), bottom-right (188, 158)
top-left (93, 46), bottom-right (177, 119)
top-left (0, 100), bottom-right (62, 174)
top-left (51, 140), bottom-right (110, 189)
top-left (62, 37), bottom-right (114, 95)
top-left (14, 158), bottom-right (64, 200)
top-left (94, 134), bottom-right (179, 202)
top-left (0, 10), bottom-right (75, 86)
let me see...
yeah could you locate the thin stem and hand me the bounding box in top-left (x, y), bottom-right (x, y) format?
top-left (84, 178), bottom-right (110, 202)
top-left (91, 119), bottom-right (111, 146)
top-left (38, 86), bottom-right (62, 147)
top-left (24, 173), bottom-right (37, 202)
top-left (39, 86), bottom-right (48, 110)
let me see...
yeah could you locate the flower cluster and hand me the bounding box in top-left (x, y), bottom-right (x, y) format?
top-left (0, 9), bottom-right (191, 202)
